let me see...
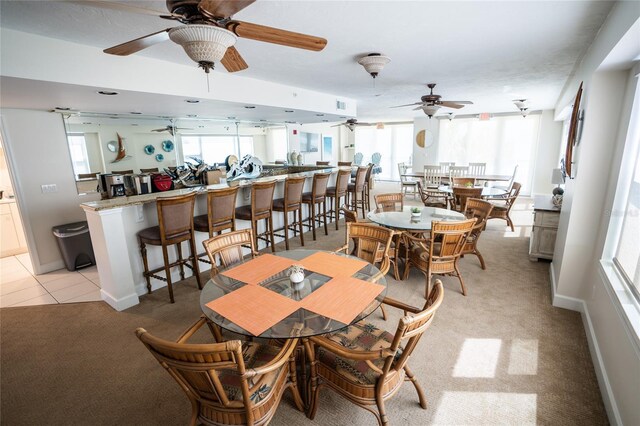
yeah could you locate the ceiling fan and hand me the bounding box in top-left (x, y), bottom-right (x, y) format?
top-left (391, 83), bottom-right (473, 117)
top-left (76, 0), bottom-right (327, 74)
top-left (152, 125), bottom-right (193, 136)
top-left (331, 118), bottom-right (409, 131)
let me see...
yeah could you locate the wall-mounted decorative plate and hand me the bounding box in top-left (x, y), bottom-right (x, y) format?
top-left (162, 140), bottom-right (174, 152)
top-left (144, 145), bottom-right (155, 155)
top-left (155, 153), bottom-right (165, 162)
top-left (107, 141), bottom-right (118, 152)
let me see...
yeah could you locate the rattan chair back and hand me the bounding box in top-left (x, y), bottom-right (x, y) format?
top-left (452, 177), bottom-right (476, 186)
top-left (203, 229), bottom-right (258, 277)
top-left (451, 186), bottom-right (483, 212)
top-left (374, 193), bottom-right (404, 211)
top-left (206, 186), bottom-right (239, 236)
top-left (310, 173), bottom-right (330, 202)
top-left (462, 198), bottom-right (494, 269)
top-left (344, 222), bottom-right (393, 276)
top-left (283, 176), bottom-right (305, 209)
top-left (340, 205), bottom-right (359, 224)
top-left (251, 180), bottom-right (276, 219)
top-left (334, 169), bottom-right (351, 198)
top-left (157, 192), bottom-right (197, 244)
top-left (353, 166), bottom-right (368, 192)
top-left (337, 161), bottom-right (352, 167)
top-left (417, 181), bottom-right (449, 208)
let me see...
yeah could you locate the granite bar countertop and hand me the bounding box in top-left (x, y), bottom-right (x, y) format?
top-left (80, 166), bottom-right (340, 211)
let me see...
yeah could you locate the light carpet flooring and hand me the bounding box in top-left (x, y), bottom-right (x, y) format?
top-left (0, 182), bottom-right (608, 425)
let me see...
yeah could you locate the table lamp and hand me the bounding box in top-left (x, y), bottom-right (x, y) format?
top-left (551, 168), bottom-right (565, 195)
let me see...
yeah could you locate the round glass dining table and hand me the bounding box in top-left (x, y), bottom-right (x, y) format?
top-left (367, 206), bottom-right (466, 231)
top-left (200, 249), bottom-right (387, 339)
top-left (437, 185), bottom-right (507, 197)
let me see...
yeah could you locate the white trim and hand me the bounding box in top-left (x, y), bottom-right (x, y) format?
top-left (100, 288), bottom-right (139, 312)
top-left (37, 260), bottom-right (66, 275)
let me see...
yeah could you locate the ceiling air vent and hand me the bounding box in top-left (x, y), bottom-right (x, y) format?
top-left (336, 100), bottom-right (347, 110)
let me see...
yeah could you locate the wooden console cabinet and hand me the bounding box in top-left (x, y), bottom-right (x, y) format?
top-left (529, 195), bottom-right (560, 261)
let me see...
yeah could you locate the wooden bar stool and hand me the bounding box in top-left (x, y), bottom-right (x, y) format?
top-left (272, 176), bottom-right (306, 250)
top-left (235, 180), bottom-right (277, 252)
top-left (193, 186), bottom-right (239, 263)
top-left (325, 168), bottom-right (351, 230)
top-left (302, 173), bottom-right (330, 241)
top-left (137, 192), bottom-right (202, 303)
top-left (347, 166), bottom-right (369, 219)
top-left (363, 163), bottom-right (374, 211)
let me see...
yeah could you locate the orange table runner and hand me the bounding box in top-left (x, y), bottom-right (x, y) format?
top-left (301, 277), bottom-right (384, 325)
top-left (205, 285), bottom-right (300, 336)
top-left (299, 251), bottom-right (368, 278)
top-left (221, 254), bottom-right (296, 285)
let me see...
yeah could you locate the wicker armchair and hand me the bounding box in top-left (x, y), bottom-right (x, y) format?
top-left (203, 229), bottom-right (259, 278)
top-left (451, 186), bottom-right (483, 212)
top-left (136, 316), bottom-right (304, 426)
top-left (403, 218), bottom-right (476, 297)
top-left (305, 280), bottom-right (445, 425)
top-left (451, 177), bottom-right (476, 187)
top-left (417, 181), bottom-right (450, 209)
top-left (487, 182), bottom-right (521, 231)
top-left (374, 193), bottom-right (404, 211)
top-left (461, 199), bottom-right (493, 270)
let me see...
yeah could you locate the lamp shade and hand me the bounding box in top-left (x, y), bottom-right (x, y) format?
top-left (169, 25), bottom-right (237, 71)
top-left (357, 53), bottom-right (391, 78)
top-left (422, 104), bottom-right (441, 118)
top-left (551, 168), bottom-right (565, 185)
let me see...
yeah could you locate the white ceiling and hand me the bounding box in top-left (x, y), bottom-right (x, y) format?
top-left (0, 0), bottom-right (614, 121)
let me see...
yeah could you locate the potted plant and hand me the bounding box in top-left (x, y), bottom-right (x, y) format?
top-left (410, 207), bottom-right (421, 218)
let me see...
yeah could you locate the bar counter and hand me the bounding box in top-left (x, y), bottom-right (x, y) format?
top-left (80, 166), bottom-right (340, 311)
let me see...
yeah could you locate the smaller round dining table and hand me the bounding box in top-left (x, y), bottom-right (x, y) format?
top-left (437, 185), bottom-right (507, 198)
top-left (367, 206), bottom-right (466, 232)
top-left (200, 249), bottom-right (387, 340)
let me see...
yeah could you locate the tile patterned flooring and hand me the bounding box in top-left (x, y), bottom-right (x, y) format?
top-left (0, 253), bottom-right (101, 308)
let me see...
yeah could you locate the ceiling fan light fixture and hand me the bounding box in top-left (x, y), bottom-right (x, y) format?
top-left (168, 25), bottom-right (237, 73)
top-left (376, 122), bottom-right (385, 130)
top-left (513, 99), bottom-right (528, 110)
top-left (357, 53), bottom-right (391, 79)
top-left (422, 104), bottom-right (440, 118)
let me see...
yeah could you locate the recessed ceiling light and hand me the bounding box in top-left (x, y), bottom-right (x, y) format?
top-left (130, 111), bottom-right (142, 115)
top-left (254, 125), bottom-right (261, 128)
top-left (55, 106), bottom-right (71, 110)
top-left (285, 121), bottom-right (296, 124)
top-left (339, 116), bottom-right (346, 119)
top-left (185, 99), bottom-right (200, 104)
top-left (284, 110), bottom-right (294, 113)
top-left (187, 114), bottom-right (197, 117)
top-left (316, 114), bottom-right (325, 117)
top-left (259, 119), bottom-right (266, 122)
top-left (244, 106), bottom-right (256, 109)
top-left (97, 90), bottom-right (119, 96)
top-left (322, 120), bottom-right (329, 122)
top-left (82, 122), bottom-right (92, 125)
top-left (131, 124), bottom-right (138, 126)
top-left (198, 125), bottom-right (204, 128)
top-left (227, 116), bottom-right (236, 119)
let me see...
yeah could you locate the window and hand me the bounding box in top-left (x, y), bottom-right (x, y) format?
top-left (614, 141), bottom-right (640, 299)
top-left (354, 124), bottom-right (413, 180)
top-left (67, 133), bottom-right (90, 176)
top-left (181, 135), bottom-right (254, 165)
top-left (438, 115), bottom-right (541, 193)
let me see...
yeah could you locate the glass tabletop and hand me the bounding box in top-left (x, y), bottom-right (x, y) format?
top-left (438, 185), bottom-right (507, 197)
top-left (367, 206), bottom-right (466, 231)
top-left (200, 249), bottom-right (387, 339)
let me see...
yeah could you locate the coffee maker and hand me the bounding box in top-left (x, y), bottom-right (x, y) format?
top-left (123, 174), bottom-right (152, 196)
top-left (104, 174), bottom-right (125, 198)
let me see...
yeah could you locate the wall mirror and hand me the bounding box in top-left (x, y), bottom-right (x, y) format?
top-left (63, 113), bottom-right (289, 195)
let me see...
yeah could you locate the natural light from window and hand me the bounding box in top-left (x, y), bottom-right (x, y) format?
top-left (439, 115), bottom-right (541, 193)
top-left (433, 391), bottom-right (537, 425)
top-left (67, 134), bottom-right (90, 176)
top-left (181, 135), bottom-right (254, 165)
top-left (507, 339), bottom-right (539, 375)
top-left (355, 124), bottom-right (413, 180)
top-left (453, 338), bottom-right (502, 378)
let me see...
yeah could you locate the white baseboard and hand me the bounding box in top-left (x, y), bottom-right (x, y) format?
top-left (100, 288), bottom-right (139, 312)
top-left (35, 259), bottom-right (66, 275)
top-left (548, 264), bottom-right (622, 425)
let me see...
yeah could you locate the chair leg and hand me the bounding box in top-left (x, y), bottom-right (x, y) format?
top-left (375, 384), bottom-right (389, 426)
top-left (425, 271), bottom-right (432, 300)
top-left (310, 203), bottom-right (317, 241)
top-left (379, 304), bottom-right (387, 321)
top-left (333, 196), bottom-right (339, 230)
top-left (475, 248), bottom-right (486, 270)
top-left (298, 208), bottom-right (305, 247)
top-left (139, 241), bottom-right (152, 294)
top-left (176, 242), bottom-right (185, 281)
top-left (454, 261), bottom-right (466, 296)
top-left (250, 219), bottom-right (258, 251)
top-left (404, 365), bottom-right (427, 409)
top-left (189, 236), bottom-right (202, 290)
top-left (322, 200), bottom-right (328, 236)
top-left (268, 215), bottom-right (276, 252)
top-left (283, 210), bottom-right (290, 251)
top-left (507, 215), bottom-right (515, 232)
top-left (161, 245), bottom-right (175, 303)
top-left (287, 355), bottom-right (305, 412)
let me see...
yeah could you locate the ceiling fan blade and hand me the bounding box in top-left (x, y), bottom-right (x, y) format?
top-left (221, 46), bottom-right (249, 72)
top-left (390, 102), bottom-right (424, 108)
top-left (67, 1), bottom-right (179, 18)
top-left (439, 101), bottom-right (465, 109)
top-left (330, 124), bottom-right (343, 127)
top-left (198, 0), bottom-right (256, 19)
top-left (444, 101), bottom-right (474, 104)
top-left (104, 28), bottom-right (172, 56)
top-left (226, 21), bottom-right (327, 51)
top-left (412, 106), bottom-right (424, 111)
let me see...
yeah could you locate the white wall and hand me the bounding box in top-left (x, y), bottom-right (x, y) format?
top-left (412, 117), bottom-right (441, 171)
top-left (0, 109), bottom-right (100, 273)
top-left (531, 110), bottom-right (563, 195)
top-left (550, 3), bottom-right (640, 424)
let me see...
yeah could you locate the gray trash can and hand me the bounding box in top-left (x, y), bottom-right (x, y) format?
top-left (52, 221), bottom-right (96, 271)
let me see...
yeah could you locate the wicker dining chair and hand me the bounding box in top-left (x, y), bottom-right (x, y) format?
top-left (451, 177), bottom-right (476, 187)
top-left (305, 280), bottom-right (445, 426)
top-left (461, 199), bottom-right (494, 270)
top-left (451, 186), bottom-right (483, 212)
top-left (416, 181), bottom-right (450, 209)
top-left (203, 229), bottom-right (259, 278)
top-left (374, 193), bottom-right (404, 211)
top-left (136, 316), bottom-right (304, 426)
top-left (316, 161), bottom-right (330, 166)
top-left (338, 161), bottom-right (352, 167)
top-left (487, 182), bottom-right (521, 231)
top-left (347, 166), bottom-right (369, 219)
top-left (403, 218), bottom-right (476, 297)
